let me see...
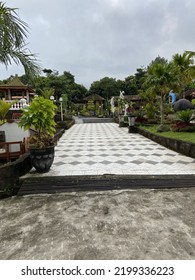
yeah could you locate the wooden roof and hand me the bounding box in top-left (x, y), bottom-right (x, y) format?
top-left (84, 94), bottom-right (105, 101)
top-left (119, 94), bottom-right (142, 101)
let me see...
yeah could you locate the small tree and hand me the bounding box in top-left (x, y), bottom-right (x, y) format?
top-left (18, 96), bottom-right (56, 148)
top-left (0, 100), bottom-right (14, 124)
top-left (144, 62), bottom-right (175, 124)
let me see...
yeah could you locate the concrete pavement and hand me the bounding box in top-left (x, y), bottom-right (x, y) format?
top-left (0, 188), bottom-right (195, 259)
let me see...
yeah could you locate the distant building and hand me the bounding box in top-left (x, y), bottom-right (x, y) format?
top-left (83, 94), bottom-right (105, 107)
top-left (0, 75), bottom-right (35, 104)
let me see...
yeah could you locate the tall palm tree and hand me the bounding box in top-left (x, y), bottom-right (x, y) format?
top-left (145, 62), bottom-right (175, 124)
top-left (172, 51), bottom-right (195, 97)
top-left (0, 2), bottom-right (40, 78)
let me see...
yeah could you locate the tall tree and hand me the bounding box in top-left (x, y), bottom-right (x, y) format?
top-left (34, 70), bottom-right (88, 103)
top-left (172, 51), bottom-right (195, 96)
top-left (89, 77), bottom-right (120, 99)
top-left (0, 2), bottom-right (40, 79)
top-left (144, 61), bottom-right (175, 124)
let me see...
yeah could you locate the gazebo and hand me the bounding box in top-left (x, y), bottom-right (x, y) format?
top-left (0, 75), bottom-right (35, 104)
top-left (83, 94), bottom-right (105, 108)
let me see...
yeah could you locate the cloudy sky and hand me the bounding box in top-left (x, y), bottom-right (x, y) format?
top-left (1, 0), bottom-right (195, 88)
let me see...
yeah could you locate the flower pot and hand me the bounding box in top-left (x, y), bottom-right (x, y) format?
top-left (29, 146), bottom-right (55, 173)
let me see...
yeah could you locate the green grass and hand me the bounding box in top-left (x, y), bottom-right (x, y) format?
top-left (140, 125), bottom-right (195, 144)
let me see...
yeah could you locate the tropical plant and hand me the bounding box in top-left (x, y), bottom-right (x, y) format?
top-left (0, 2), bottom-right (40, 78)
top-left (0, 99), bottom-right (15, 122)
top-left (144, 62), bottom-right (175, 124)
top-left (172, 51), bottom-right (195, 96)
top-left (40, 88), bottom-right (55, 99)
top-left (176, 109), bottom-right (195, 123)
top-left (18, 96), bottom-right (57, 148)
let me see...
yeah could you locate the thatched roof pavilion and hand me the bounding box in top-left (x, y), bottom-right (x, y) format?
top-left (0, 75), bottom-right (35, 103)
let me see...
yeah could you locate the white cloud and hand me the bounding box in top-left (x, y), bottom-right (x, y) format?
top-left (1, 0), bottom-right (195, 88)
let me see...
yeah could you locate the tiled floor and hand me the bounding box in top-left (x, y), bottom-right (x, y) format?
top-left (28, 123), bottom-right (195, 177)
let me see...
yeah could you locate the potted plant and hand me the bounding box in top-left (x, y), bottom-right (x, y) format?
top-left (18, 96), bottom-right (57, 172)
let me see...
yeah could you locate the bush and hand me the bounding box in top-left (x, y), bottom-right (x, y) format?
top-left (176, 109), bottom-right (194, 123)
top-left (171, 122), bottom-right (195, 132)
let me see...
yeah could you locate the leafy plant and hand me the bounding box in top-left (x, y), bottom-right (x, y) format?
top-left (0, 2), bottom-right (40, 78)
top-left (40, 88), bottom-right (55, 99)
top-left (0, 99), bottom-right (15, 122)
top-left (145, 103), bottom-right (158, 119)
top-left (18, 96), bottom-right (57, 148)
top-left (176, 109), bottom-right (194, 123)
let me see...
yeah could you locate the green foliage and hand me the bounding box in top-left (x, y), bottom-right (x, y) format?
top-left (141, 125), bottom-right (195, 143)
top-left (18, 96), bottom-right (57, 148)
top-left (191, 99), bottom-right (195, 105)
top-left (61, 93), bottom-right (68, 110)
top-left (144, 61), bottom-right (175, 124)
top-left (145, 103), bottom-right (158, 119)
top-left (0, 2), bottom-right (40, 78)
top-left (176, 109), bottom-right (194, 123)
top-left (40, 88), bottom-right (55, 99)
top-left (89, 77), bottom-right (120, 99)
top-left (34, 71), bottom-right (88, 103)
top-left (172, 51), bottom-right (195, 93)
top-left (87, 99), bottom-right (95, 111)
top-left (0, 99), bottom-right (14, 121)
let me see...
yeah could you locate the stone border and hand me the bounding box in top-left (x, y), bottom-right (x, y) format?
top-left (136, 127), bottom-right (195, 159)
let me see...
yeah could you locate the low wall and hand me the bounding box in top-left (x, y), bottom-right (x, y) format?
top-left (137, 127), bottom-right (195, 159)
top-left (0, 153), bottom-right (32, 196)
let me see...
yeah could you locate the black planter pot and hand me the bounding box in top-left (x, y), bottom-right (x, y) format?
top-left (29, 146), bottom-right (55, 173)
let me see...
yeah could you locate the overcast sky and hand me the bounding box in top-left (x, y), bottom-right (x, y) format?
top-left (1, 0), bottom-right (195, 88)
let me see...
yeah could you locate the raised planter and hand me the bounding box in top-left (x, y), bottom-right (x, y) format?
top-left (137, 127), bottom-right (195, 159)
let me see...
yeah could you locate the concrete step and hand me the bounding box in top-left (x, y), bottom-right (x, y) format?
top-left (82, 117), bottom-right (114, 123)
top-left (18, 174), bottom-right (195, 196)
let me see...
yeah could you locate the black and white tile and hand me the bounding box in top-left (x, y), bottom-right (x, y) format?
top-left (45, 123), bottom-right (195, 176)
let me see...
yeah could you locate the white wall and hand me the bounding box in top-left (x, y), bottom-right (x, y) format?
top-left (0, 122), bottom-right (30, 152)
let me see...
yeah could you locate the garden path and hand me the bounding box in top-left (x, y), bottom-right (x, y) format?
top-left (27, 122), bottom-right (195, 177)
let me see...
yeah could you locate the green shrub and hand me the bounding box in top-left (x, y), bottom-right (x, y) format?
top-left (176, 109), bottom-right (194, 123)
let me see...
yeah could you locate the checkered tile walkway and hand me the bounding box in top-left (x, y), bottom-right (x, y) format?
top-left (30, 123), bottom-right (195, 177)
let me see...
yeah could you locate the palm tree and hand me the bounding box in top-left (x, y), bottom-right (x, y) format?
top-left (172, 51), bottom-right (195, 97)
top-left (145, 62), bottom-right (175, 124)
top-left (0, 2), bottom-right (40, 78)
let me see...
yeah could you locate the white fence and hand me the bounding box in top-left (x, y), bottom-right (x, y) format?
top-left (5, 99), bottom-right (29, 110)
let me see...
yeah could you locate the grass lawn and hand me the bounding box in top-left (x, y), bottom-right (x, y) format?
top-left (140, 125), bottom-right (195, 144)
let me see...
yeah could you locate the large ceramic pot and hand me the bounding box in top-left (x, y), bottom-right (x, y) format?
top-left (29, 146), bottom-right (55, 173)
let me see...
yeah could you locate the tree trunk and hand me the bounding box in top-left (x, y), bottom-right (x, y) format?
top-left (160, 92), bottom-right (164, 124)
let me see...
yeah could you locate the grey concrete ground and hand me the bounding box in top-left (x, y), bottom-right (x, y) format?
top-left (0, 187), bottom-right (195, 260)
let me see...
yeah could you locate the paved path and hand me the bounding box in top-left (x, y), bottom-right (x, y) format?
top-left (26, 123), bottom-right (195, 177)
